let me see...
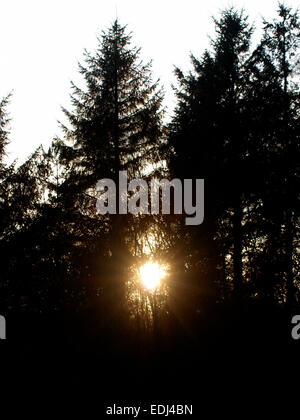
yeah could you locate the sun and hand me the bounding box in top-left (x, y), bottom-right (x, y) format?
top-left (139, 262), bottom-right (166, 291)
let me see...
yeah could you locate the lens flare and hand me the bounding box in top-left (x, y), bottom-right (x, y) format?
top-left (139, 262), bottom-right (166, 290)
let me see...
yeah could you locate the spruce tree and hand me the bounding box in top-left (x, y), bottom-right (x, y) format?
top-left (251, 4), bottom-right (300, 305)
top-left (169, 9), bottom-right (254, 296)
top-left (55, 20), bottom-right (165, 305)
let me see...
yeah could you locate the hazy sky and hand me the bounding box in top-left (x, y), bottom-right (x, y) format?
top-left (1, 0), bottom-right (298, 164)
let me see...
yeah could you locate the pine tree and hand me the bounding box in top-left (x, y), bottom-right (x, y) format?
top-left (169, 9), bottom-right (254, 297)
top-left (251, 4), bottom-right (300, 305)
top-left (54, 20), bottom-right (165, 305)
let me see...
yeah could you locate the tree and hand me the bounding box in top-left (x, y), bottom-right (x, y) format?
top-left (169, 9), bottom-right (254, 297)
top-left (54, 20), bottom-right (166, 307)
top-left (249, 4), bottom-right (300, 305)
top-left (0, 94), bottom-right (11, 169)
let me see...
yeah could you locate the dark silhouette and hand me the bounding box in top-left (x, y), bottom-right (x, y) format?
top-left (0, 5), bottom-right (299, 415)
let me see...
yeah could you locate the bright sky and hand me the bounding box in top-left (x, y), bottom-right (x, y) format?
top-left (1, 0), bottom-right (298, 164)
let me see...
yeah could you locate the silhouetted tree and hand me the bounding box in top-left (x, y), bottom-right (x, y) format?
top-left (169, 9), bottom-right (255, 298)
top-left (247, 4), bottom-right (300, 305)
top-left (52, 20), bottom-right (166, 309)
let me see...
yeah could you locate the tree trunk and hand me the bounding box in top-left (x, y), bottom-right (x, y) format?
top-left (233, 194), bottom-right (243, 295)
top-left (285, 208), bottom-right (295, 306)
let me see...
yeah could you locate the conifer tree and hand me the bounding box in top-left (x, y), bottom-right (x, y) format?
top-left (169, 9), bottom-right (254, 296)
top-left (250, 4), bottom-right (300, 304)
top-left (54, 20), bottom-right (165, 305)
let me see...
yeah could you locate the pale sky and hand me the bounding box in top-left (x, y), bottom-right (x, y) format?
top-left (1, 0), bottom-right (298, 164)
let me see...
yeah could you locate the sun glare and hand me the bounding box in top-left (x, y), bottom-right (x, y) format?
top-left (139, 262), bottom-right (166, 291)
